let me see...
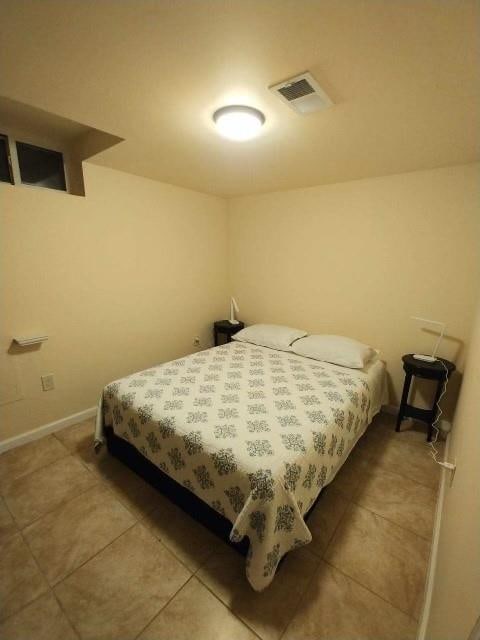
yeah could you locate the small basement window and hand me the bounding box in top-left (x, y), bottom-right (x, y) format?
top-left (0, 134), bottom-right (13, 184)
top-left (16, 141), bottom-right (66, 192)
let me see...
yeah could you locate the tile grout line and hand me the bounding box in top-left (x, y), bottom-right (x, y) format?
top-left (6, 426), bottom-right (243, 633)
top-left (322, 557), bottom-right (420, 624)
top-left (320, 493), bottom-right (355, 560)
top-left (51, 421), bottom-right (94, 446)
top-left (192, 545), bottom-right (322, 639)
top-left (318, 498), bottom-right (430, 622)
top-left (2, 468), bottom-right (138, 633)
top-left (5, 504), bottom-right (190, 636)
top-left (357, 427), bottom-right (443, 490)
top-left (150, 538), bottom-right (203, 576)
top-left (18, 517), bottom-right (76, 630)
top-left (0, 497), bottom-right (21, 545)
top-left (11, 476), bottom-right (101, 533)
top-left (131, 574), bottom-right (196, 640)
top-left (30, 519), bottom-right (140, 639)
top-left (75, 440), bottom-right (266, 629)
top-left (0, 591), bottom-right (52, 628)
top-left (50, 593), bottom-right (81, 640)
top-left (0, 498), bottom-right (55, 627)
top-left (193, 573), bottom-right (263, 640)
top-left (344, 434), bottom-right (438, 544)
top-left (133, 425), bottom-right (436, 639)
top-left (356, 442), bottom-right (442, 489)
top-left (194, 454), bottom-right (432, 639)
top-left (192, 545), bottom-right (218, 574)
top-left (349, 498), bottom-right (437, 543)
top-left (5, 526), bottom-right (80, 639)
top-left (2, 419), bottom-right (433, 637)
top-left (0, 418), bottom-right (96, 493)
top-left (128, 524), bottom-right (241, 639)
top-left (133, 422), bottom-right (439, 639)
top-left (0, 447), bottom-right (72, 500)
top-left (24, 516), bottom-right (194, 640)
top-left (362, 460), bottom-right (440, 492)
top-left (70, 445), bottom-right (154, 522)
top-left (93, 477), bottom-right (152, 520)
top-left (0, 427), bottom-right (96, 500)
top-left (277, 550), bottom-right (327, 640)
top-left (131, 571), bottom-right (263, 640)
top-left (72, 445), bottom-right (166, 523)
top-left (138, 508), bottom-right (216, 577)
top-left (51, 520), bottom-right (139, 588)
top-left (48, 514), bottom-right (141, 587)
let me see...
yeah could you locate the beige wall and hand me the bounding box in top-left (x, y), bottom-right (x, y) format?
top-left (2, 161), bottom-right (479, 441)
top-left (425, 297), bottom-right (480, 640)
top-left (228, 164), bottom-right (480, 410)
top-left (0, 163), bottom-right (228, 440)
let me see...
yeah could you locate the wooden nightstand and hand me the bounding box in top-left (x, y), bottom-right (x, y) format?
top-left (213, 320), bottom-right (245, 346)
top-left (396, 354), bottom-right (455, 441)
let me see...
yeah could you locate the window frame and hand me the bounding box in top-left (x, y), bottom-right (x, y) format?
top-left (16, 140), bottom-right (67, 192)
top-left (0, 133), bottom-right (14, 185)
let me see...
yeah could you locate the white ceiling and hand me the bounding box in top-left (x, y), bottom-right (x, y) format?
top-left (2, 0), bottom-right (479, 196)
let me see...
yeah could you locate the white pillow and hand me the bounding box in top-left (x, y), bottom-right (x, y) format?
top-left (292, 335), bottom-right (375, 369)
top-left (232, 324), bottom-right (307, 352)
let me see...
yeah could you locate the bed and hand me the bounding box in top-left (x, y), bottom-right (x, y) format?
top-left (95, 339), bottom-right (386, 591)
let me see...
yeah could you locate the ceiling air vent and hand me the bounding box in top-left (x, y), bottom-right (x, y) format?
top-left (269, 71), bottom-right (333, 115)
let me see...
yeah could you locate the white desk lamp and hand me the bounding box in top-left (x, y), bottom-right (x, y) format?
top-left (411, 316), bottom-right (446, 362)
top-left (230, 297), bottom-right (240, 325)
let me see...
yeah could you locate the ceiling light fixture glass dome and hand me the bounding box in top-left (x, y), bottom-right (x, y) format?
top-left (213, 105), bottom-right (265, 141)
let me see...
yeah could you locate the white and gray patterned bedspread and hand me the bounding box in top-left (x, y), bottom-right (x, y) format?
top-left (98, 341), bottom-right (387, 590)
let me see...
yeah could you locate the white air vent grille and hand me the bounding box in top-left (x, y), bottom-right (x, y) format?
top-left (269, 71), bottom-right (333, 115)
top-left (277, 78), bottom-right (315, 102)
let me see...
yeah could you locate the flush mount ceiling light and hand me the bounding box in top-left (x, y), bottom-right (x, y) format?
top-left (213, 105), bottom-right (265, 141)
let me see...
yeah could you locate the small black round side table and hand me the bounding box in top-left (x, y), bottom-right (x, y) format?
top-left (213, 320), bottom-right (245, 346)
top-left (396, 354), bottom-right (455, 442)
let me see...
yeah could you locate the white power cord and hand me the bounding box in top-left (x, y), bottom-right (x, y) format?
top-left (429, 358), bottom-right (455, 472)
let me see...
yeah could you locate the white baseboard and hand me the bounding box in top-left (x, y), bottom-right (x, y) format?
top-left (416, 433), bottom-right (450, 640)
top-left (0, 406), bottom-right (97, 454)
top-left (380, 396), bottom-right (450, 638)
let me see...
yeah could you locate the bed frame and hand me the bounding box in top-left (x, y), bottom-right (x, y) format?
top-left (105, 425), bottom-right (250, 555)
top-left (105, 425), bottom-right (324, 559)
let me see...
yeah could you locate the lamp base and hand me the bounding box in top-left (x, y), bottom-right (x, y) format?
top-left (229, 319), bottom-right (240, 325)
top-left (413, 354), bottom-right (437, 363)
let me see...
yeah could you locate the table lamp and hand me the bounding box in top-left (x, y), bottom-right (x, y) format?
top-left (411, 316), bottom-right (446, 362)
top-left (230, 297), bottom-right (240, 325)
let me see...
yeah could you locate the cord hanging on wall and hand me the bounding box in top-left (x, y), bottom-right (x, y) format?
top-left (428, 358), bottom-right (456, 480)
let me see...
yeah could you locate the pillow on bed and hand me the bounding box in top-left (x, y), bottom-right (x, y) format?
top-left (292, 334), bottom-right (375, 369)
top-left (232, 324), bottom-right (307, 351)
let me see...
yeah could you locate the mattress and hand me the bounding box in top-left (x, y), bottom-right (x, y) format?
top-left (97, 340), bottom-right (387, 590)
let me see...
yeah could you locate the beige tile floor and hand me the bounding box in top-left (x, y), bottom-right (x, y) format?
top-left (0, 413), bottom-right (441, 640)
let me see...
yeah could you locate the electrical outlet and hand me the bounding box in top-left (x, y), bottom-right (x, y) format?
top-left (41, 374), bottom-right (55, 392)
top-left (193, 336), bottom-right (201, 347)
